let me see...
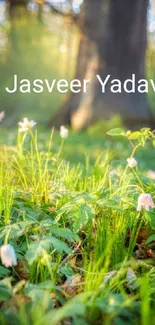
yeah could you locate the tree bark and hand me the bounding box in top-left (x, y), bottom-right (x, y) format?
top-left (50, 0), bottom-right (151, 130)
top-left (7, 0), bottom-right (28, 19)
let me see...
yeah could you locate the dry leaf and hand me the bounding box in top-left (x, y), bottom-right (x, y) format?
top-left (61, 274), bottom-right (82, 296)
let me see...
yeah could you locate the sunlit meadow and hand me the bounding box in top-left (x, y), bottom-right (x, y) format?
top-left (0, 113), bottom-right (155, 325)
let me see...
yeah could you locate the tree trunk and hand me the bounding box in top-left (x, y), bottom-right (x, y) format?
top-left (50, 0), bottom-right (151, 130)
top-left (7, 0), bottom-right (28, 19)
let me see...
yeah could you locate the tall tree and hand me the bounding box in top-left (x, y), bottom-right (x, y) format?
top-left (50, 0), bottom-right (151, 130)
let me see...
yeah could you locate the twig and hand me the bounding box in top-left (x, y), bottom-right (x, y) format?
top-left (58, 241), bottom-right (81, 270)
top-left (44, 1), bottom-right (78, 21)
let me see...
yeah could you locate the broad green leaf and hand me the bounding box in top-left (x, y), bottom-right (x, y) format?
top-left (145, 211), bottom-right (155, 229)
top-left (97, 199), bottom-right (125, 211)
top-left (49, 236), bottom-right (72, 254)
top-left (107, 128), bottom-right (126, 137)
top-left (73, 206), bottom-right (93, 233)
top-left (58, 201), bottom-right (94, 233)
top-left (72, 204), bottom-right (94, 233)
top-left (26, 239), bottom-right (52, 264)
top-left (146, 234), bottom-right (155, 245)
top-left (25, 281), bottom-right (61, 293)
top-left (0, 285), bottom-right (11, 301)
top-left (0, 266), bottom-right (10, 279)
top-left (0, 221), bottom-right (35, 240)
top-left (140, 127), bottom-right (150, 132)
top-left (51, 226), bottom-right (79, 242)
top-left (127, 131), bottom-right (142, 140)
top-left (0, 280), bottom-right (12, 301)
top-left (26, 237), bottom-right (71, 264)
top-left (25, 288), bottom-right (51, 303)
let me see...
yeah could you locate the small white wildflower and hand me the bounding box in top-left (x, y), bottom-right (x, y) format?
top-left (0, 111), bottom-right (5, 122)
top-left (126, 268), bottom-right (138, 291)
top-left (137, 193), bottom-right (155, 212)
top-left (60, 125), bottom-right (69, 139)
top-left (110, 169), bottom-right (118, 176)
top-left (127, 157), bottom-right (137, 168)
top-left (18, 117), bottom-right (36, 133)
top-left (147, 170), bottom-right (155, 180)
top-left (0, 244), bottom-right (17, 268)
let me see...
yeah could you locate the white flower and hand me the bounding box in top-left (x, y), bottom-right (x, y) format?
top-left (137, 193), bottom-right (155, 212)
top-left (0, 244), bottom-right (17, 268)
top-left (126, 268), bottom-right (138, 291)
top-left (147, 170), bottom-right (155, 180)
top-left (110, 169), bottom-right (118, 176)
top-left (127, 157), bottom-right (137, 168)
top-left (0, 111), bottom-right (5, 122)
top-left (60, 125), bottom-right (69, 139)
top-left (18, 117), bottom-right (36, 133)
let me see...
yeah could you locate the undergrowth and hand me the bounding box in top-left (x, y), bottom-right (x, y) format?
top-left (0, 120), bottom-right (155, 325)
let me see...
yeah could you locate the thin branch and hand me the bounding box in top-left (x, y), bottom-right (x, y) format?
top-left (44, 2), bottom-right (78, 21)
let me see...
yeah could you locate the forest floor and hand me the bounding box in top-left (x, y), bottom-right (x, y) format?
top-left (0, 118), bottom-right (155, 325)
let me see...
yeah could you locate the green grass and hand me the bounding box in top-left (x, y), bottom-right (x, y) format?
top-left (0, 120), bottom-right (155, 325)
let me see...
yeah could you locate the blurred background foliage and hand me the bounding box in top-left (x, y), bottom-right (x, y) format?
top-left (0, 0), bottom-right (154, 127)
top-left (0, 0), bottom-right (80, 126)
